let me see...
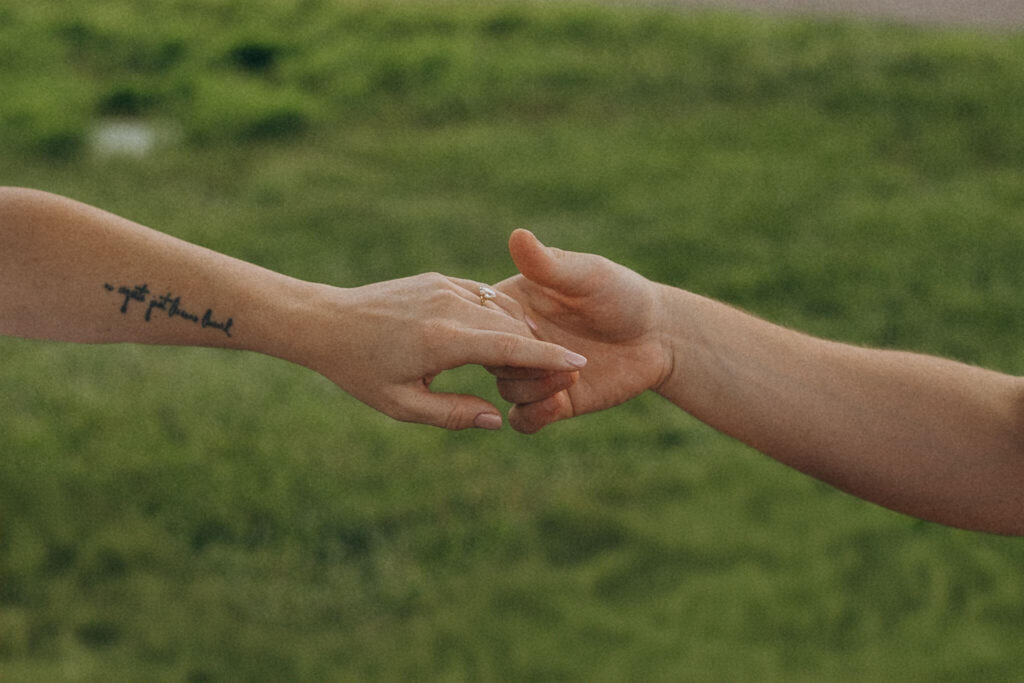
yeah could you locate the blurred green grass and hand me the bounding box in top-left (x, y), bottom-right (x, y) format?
top-left (3, 0), bottom-right (1024, 680)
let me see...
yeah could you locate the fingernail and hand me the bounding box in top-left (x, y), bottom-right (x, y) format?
top-left (565, 351), bottom-right (588, 368)
top-left (474, 412), bottom-right (503, 430)
top-left (525, 315), bottom-right (539, 332)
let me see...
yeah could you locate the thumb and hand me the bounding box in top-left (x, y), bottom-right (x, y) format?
top-left (398, 389), bottom-right (506, 431)
top-left (508, 229), bottom-right (594, 297)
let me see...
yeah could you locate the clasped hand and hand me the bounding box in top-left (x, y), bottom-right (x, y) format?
top-left (317, 229), bottom-right (671, 433)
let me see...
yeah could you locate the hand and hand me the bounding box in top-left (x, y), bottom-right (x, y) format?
top-left (491, 230), bottom-right (672, 433)
top-left (291, 272), bottom-right (587, 430)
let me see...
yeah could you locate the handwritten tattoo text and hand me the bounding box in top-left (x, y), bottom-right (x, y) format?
top-left (103, 283), bottom-right (234, 337)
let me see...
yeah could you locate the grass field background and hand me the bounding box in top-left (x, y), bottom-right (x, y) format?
top-left (3, 0), bottom-right (1024, 679)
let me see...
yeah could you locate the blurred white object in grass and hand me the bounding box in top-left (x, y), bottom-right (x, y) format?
top-left (89, 118), bottom-right (177, 158)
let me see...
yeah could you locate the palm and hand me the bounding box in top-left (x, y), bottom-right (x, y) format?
top-left (495, 255), bottom-right (667, 419)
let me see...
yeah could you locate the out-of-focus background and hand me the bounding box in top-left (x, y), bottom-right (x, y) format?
top-left (591, 0), bottom-right (1024, 28)
top-left (3, 0), bottom-right (1024, 679)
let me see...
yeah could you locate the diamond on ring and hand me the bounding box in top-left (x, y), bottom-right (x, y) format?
top-left (478, 285), bottom-right (497, 306)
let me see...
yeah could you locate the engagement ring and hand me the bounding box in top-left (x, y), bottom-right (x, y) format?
top-left (478, 285), bottom-right (497, 306)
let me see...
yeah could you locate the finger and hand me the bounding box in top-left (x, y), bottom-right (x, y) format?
top-left (508, 392), bottom-right (574, 434)
top-left (397, 388), bottom-right (505, 431)
top-left (485, 366), bottom-right (563, 380)
top-left (451, 330), bottom-right (587, 372)
top-left (496, 371), bottom-right (578, 404)
top-left (430, 286), bottom-right (534, 340)
top-left (508, 229), bottom-right (596, 297)
top-left (449, 277), bottom-right (527, 321)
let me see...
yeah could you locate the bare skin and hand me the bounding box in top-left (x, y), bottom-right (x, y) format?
top-left (0, 188), bottom-right (586, 430)
top-left (493, 229), bottom-right (1024, 534)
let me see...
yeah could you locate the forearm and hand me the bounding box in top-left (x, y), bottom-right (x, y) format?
top-left (0, 187), bottom-right (307, 359)
top-left (2, 191), bottom-right (587, 430)
top-left (656, 286), bottom-right (1024, 534)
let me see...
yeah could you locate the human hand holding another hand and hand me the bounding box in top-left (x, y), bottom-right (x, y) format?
top-left (489, 228), bottom-right (1024, 535)
top-left (0, 188), bottom-right (588, 432)
top-left (8, 188), bottom-right (1023, 532)
top-left (490, 229), bottom-right (673, 433)
top-left (287, 271), bottom-right (588, 431)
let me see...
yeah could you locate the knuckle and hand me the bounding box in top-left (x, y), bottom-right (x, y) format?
top-left (416, 273), bottom-right (457, 304)
top-left (497, 333), bottom-right (524, 362)
top-left (442, 401), bottom-right (467, 431)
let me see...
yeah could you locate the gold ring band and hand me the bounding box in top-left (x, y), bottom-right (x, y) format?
top-left (478, 285), bottom-right (497, 306)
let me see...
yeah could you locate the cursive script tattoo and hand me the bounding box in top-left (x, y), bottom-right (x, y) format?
top-left (103, 282), bottom-right (234, 338)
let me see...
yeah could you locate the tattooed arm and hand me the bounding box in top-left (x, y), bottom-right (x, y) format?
top-left (0, 188), bottom-right (585, 430)
top-left (0, 188), bottom-right (272, 349)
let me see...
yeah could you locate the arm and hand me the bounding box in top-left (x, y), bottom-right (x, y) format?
top-left (0, 188), bottom-right (585, 430)
top-left (495, 229), bottom-right (1024, 534)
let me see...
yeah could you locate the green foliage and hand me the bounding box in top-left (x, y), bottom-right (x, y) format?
top-left (3, 0), bottom-right (1024, 680)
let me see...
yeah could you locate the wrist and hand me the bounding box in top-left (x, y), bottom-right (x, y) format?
top-left (651, 284), bottom-right (700, 405)
top-left (240, 274), bottom-right (334, 365)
